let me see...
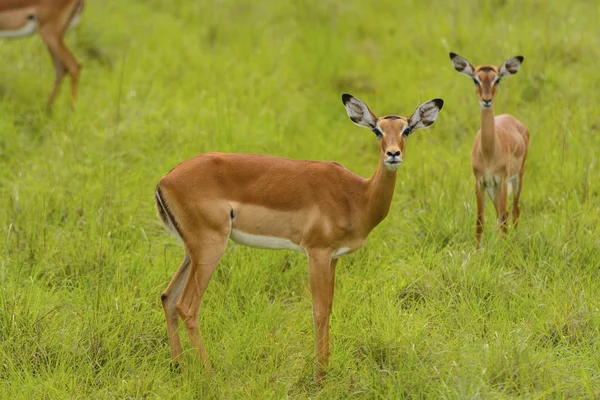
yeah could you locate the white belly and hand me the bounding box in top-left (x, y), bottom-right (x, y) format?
top-left (0, 18), bottom-right (37, 39)
top-left (230, 229), bottom-right (304, 252)
top-left (333, 247), bottom-right (352, 259)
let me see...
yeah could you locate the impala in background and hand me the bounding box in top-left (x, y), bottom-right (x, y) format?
top-left (0, 0), bottom-right (84, 107)
top-left (155, 94), bottom-right (444, 380)
top-left (449, 52), bottom-right (530, 250)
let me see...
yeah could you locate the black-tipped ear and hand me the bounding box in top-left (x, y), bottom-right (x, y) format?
top-left (407, 98), bottom-right (444, 131)
top-left (342, 94), bottom-right (378, 129)
top-left (498, 56), bottom-right (524, 77)
top-left (449, 52), bottom-right (475, 78)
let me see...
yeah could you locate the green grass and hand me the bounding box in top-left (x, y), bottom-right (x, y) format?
top-left (1, 0), bottom-right (599, 397)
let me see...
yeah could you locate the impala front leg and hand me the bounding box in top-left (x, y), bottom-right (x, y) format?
top-left (307, 250), bottom-right (337, 382)
top-left (494, 178), bottom-right (509, 235)
top-left (475, 180), bottom-right (485, 250)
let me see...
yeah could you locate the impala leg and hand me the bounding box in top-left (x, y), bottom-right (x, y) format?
top-left (511, 175), bottom-right (521, 228)
top-left (176, 230), bottom-right (229, 374)
top-left (513, 160), bottom-right (527, 227)
top-left (161, 253), bottom-right (191, 371)
top-left (494, 178), bottom-right (509, 236)
top-left (39, 28), bottom-right (81, 106)
top-left (45, 46), bottom-right (67, 108)
top-left (475, 180), bottom-right (485, 250)
top-left (307, 250), bottom-right (337, 382)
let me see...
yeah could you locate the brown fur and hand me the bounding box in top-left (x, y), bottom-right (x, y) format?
top-left (155, 95), bottom-right (443, 381)
top-left (0, 0), bottom-right (83, 107)
top-left (450, 53), bottom-right (530, 249)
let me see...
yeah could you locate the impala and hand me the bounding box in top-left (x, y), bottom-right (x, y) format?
top-left (155, 94), bottom-right (444, 380)
top-left (0, 0), bottom-right (84, 107)
top-left (449, 52), bottom-right (530, 249)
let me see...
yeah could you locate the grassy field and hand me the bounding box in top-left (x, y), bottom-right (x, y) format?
top-left (1, 0), bottom-right (599, 397)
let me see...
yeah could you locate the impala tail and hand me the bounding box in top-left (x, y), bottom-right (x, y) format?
top-left (155, 186), bottom-right (183, 241)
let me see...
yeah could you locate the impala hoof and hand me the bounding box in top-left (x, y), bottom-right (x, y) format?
top-left (170, 361), bottom-right (182, 373)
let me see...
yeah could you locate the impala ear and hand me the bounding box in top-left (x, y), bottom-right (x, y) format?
top-left (449, 52), bottom-right (475, 78)
top-left (342, 94), bottom-right (377, 129)
top-left (407, 99), bottom-right (444, 131)
top-left (498, 56), bottom-right (524, 77)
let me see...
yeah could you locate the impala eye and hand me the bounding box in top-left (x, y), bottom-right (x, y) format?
top-left (493, 78), bottom-right (501, 86)
top-left (372, 128), bottom-right (383, 137)
top-left (402, 128), bottom-right (411, 136)
top-left (473, 78), bottom-right (480, 86)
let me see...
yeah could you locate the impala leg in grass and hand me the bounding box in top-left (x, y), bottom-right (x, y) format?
top-left (0, 0), bottom-right (84, 107)
top-left (155, 94), bottom-right (444, 380)
top-left (449, 52), bottom-right (530, 250)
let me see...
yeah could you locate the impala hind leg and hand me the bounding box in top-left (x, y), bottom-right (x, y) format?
top-left (176, 229), bottom-right (230, 373)
top-left (161, 253), bottom-right (191, 370)
top-left (39, 27), bottom-right (81, 106)
top-left (475, 181), bottom-right (485, 250)
top-left (45, 47), bottom-right (67, 108)
top-left (307, 250), bottom-right (337, 382)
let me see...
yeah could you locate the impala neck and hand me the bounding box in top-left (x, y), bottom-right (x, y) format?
top-left (364, 158), bottom-right (397, 232)
top-left (480, 106), bottom-right (496, 158)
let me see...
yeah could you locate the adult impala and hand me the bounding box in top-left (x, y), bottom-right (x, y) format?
top-left (449, 52), bottom-right (530, 249)
top-left (155, 94), bottom-right (444, 380)
top-left (0, 0), bottom-right (84, 107)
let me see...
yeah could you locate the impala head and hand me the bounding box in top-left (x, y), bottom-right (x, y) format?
top-left (449, 52), bottom-right (524, 109)
top-left (342, 94), bottom-right (444, 172)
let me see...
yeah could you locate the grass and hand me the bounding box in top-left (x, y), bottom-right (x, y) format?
top-left (1, 0), bottom-right (599, 397)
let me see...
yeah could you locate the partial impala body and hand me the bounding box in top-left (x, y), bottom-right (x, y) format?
top-left (0, 0), bottom-right (84, 106)
top-left (449, 52), bottom-right (530, 249)
top-left (155, 94), bottom-right (444, 380)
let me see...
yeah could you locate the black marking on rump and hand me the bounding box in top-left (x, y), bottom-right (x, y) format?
top-left (230, 208), bottom-right (235, 220)
top-left (161, 293), bottom-right (167, 301)
top-left (155, 186), bottom-right (185, 240)
top-left (27, 15), bottom-right (35, 21)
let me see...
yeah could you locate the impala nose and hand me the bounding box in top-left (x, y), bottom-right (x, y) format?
top-left (481, 99), bottom-right (492, 108)
top-left (386, 150), bottom-right (401, 157)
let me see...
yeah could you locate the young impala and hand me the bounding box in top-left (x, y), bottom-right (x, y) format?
top-left (155, 94), bottom-right (444, 380)
top-left (449, 52), bottom-right (530, 249)
top-left (0, 0), bottom-right (84, 107)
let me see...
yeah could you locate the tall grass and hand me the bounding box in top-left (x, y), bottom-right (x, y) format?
top-left (1, 0), bottom-right (599, 397)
